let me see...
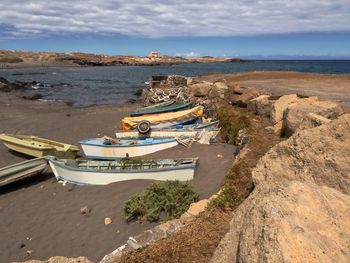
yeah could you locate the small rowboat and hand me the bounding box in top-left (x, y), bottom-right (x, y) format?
top-left (121, 106), bottom-right (204, 130)
top-left (0, 157), bottom-right (48, 187)
top-left (48, 157), bottom-right (198, 185)
top-left (130, 102), bottom-right (192, 117)
top-left (0, 134), bottom-right (80, 159)
top-left (80, 137), bottom-right (178, 159)
top-left (136, 100), bottom-right (175, 110)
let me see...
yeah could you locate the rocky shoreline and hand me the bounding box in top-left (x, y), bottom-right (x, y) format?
top-left (0, 50), bottom-right (245, 69)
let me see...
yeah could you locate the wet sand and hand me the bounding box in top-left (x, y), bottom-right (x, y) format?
top-left (0, 93), bottom-right (235, 263)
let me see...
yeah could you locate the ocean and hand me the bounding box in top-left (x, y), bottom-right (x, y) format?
top-left (1, 60), bottom-right (349, 106)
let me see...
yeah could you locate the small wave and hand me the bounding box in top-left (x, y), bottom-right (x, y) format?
top-left (30, 83), bottom-right (52, 90)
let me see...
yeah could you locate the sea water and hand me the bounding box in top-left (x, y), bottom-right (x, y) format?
top-left (0, 60), bottom-right (349, 106)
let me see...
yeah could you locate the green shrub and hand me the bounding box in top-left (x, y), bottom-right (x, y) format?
top-left (217, 108), bottom-right (250, 144)
top-left (297, 93), bottom-right (309, 99)
top-left (123, 181), bottom-right (199, 222)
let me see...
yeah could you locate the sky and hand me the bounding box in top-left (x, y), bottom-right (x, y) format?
top-left (0, 0), bottom-right (349, 58)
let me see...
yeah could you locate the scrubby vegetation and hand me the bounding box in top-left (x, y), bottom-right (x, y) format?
top-left (211, 160), bottom-right (254, 209)
top-left (297, 93), bottom-right (309, 98)
top-left (123, 181), bottom-right (199, 222)
top-left (0, 55), bottom-right (23, 63)
top-left (217, 107), bottom-right (250, 144)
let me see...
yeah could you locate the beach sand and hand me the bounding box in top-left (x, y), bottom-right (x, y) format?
top-left (0, 93), bottom-right (235, 263)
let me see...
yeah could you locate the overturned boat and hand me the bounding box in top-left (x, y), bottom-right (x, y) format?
top-left (0, 157), bottom-right (48, 187)
top-left (80, 137), bottom-right (178, 159)
top-left (130, 101), bottom-right (192, 117)
top-left (48, 157), bottom-right (198, 185)
top-left (0, 134), bottom-right (80, 159)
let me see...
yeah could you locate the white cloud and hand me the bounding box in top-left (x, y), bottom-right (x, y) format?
top-left (0, 0), bottom-right (349, 39)
top-left (175, 51), bottom-right (201, 58)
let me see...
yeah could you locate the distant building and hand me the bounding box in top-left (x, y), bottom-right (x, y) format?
top-left (148, 51), bottom-right (160, 58)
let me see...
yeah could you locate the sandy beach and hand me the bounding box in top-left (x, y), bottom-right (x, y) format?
top-left (0, 92), bottom-right (235, 263)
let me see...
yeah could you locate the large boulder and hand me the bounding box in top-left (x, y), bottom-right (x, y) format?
top-left (254, 114), bottom-right (350, 194)
top-left (211, 114), bottom-right (350, 263)
top-left (297, 113), bottom-right (331, 131)
top-left (213, 82), bottom-right (229, 99)
top-left (271, 94), bottom-right (299, 135)
top-left (211, 181), bottom-right (350, 263)
top-left (282, 98), bottom-right (343, 136)
top-left (226, 85), bottom-right (260, 107)
top-left (189, 82), bottom-right (213, 97)
top-left (247, 95), bottom-right (274, 117)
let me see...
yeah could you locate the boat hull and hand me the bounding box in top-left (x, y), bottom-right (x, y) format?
top-left (0, 134), bottom-right (79, 159)
top-left (0, 158), bottom-right (48, 187)
top-left (122, 106), bottom-right (204, 130)
top-left (130, 102), bottom-right (192, 117)
top-left (80, 139), bottom-right (178, 159)
top-left (115, 129), bottom-right (220, 144)
top-left (49, 159), bottom-right (197, 185)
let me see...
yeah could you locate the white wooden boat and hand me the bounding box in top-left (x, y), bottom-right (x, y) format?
top-left (0, 158), bottom-right (48, 187)
top-left (80, 137), bottom-right (178, 159)
top-left (115, 120), bottom-right (220, 144)
top-left (48, 157), bottom-right (198, 185)
top-left (115, 129), bottom-right (220, 144)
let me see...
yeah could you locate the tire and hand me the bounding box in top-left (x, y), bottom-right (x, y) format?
top-left (137, 120), bottom-right (151, 134)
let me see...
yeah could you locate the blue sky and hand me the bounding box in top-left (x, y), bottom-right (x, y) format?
top-left (0, 0), bottom-right (349, 58)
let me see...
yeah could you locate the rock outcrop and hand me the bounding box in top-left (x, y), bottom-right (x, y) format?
top-left (211, 181), bottom-right (350, 263)
top-left (211, 114), bottom-right (350, 263)
top-left (282, 97), bottom-right (343, 136)
top-left (247, 95), bottom-right (274, 117)
top-left (254, 114), bottom-right (350, 193)
top-left (226, 85), bottom-right (260, 107)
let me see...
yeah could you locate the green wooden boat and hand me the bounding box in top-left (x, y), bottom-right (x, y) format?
top-left (0, 134), bottom-right (80, 159)
top-left (131, 101), bottom-right (192, 117)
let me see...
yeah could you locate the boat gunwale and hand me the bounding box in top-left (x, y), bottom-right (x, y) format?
top-left (0, 134), bottom-right (79, 151)
top-left (0, 157), bottom-right (48, 172)
top-left (49, 158), bottom-right (198, 174)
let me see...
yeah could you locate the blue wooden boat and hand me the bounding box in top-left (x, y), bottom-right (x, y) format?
top-left (130, 102), bottom-right (193, 117)
top-left (80, 137), bottom-right (178, 159)
top-left (150, 117), bottom-right (199, 130)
